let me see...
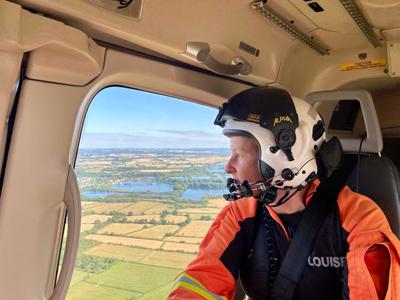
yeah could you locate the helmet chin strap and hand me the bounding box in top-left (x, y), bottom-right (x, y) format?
top-left (223, 172), bottom-right (317, 207)
top-left (264, 187), bottom-right (299, 207)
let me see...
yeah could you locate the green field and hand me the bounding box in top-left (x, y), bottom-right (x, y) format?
top-left (87, 262), bottom-right (180, 293)
top-left (85, 244), bottom-right (195, 269)
top-left (68, 282), bottom-right (142, 300)
top-left (85, 244), bottom-right (152, 263)
top-left (64, 148), bottom-right (229, 299)
top-left (68, 262), bottom-right (180, 300)
top-left (70, 270), bottom-right (90, 286)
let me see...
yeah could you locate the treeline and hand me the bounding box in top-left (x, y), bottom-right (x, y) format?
top-left (82, 210), bottom-right (191, 230)
top-left (73, 239), bottom-right (117, 274)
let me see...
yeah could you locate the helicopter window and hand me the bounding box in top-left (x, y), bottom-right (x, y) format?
top-left (60, 86), bottom-right (229, 300)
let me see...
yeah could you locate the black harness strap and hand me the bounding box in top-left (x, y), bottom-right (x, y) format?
top-left (269, 166), bottom-right (351, 300)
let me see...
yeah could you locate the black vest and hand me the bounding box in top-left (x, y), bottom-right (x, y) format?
top-left (239, 204), bottom-right (350, 300)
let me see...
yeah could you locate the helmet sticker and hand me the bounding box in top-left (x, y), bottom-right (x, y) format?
top-left (247, 113), bottom-right (262, 123)
top-left (273, 115), bottom-right (293, 127)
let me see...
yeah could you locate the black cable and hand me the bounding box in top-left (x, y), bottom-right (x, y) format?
top-left (355, 136), bottom-right (366, 192)
top-left (224, 157), bottom-right (317, 204)
top-left (266, 172), bottom-right (317, 207)
top-left (296, 157), bottom-right (316, 175)
top-left (263, 207), bottom-right (281, 289)
top-left (268, 188), bottom-right (298, 207)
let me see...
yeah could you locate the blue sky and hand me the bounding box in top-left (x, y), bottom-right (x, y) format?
top-left (79, 87), bottom-right (230, 148)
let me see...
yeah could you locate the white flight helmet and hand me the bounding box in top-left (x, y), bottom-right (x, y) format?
top-left (215, 86), bottom-right (326, 190)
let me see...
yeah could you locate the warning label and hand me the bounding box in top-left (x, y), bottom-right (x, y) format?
top-left (340, 59), bottom-right (386, 71)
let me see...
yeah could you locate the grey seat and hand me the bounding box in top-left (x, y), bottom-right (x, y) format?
top-left (346, 154), bottom-right (400, 237)
top-left (306, 89), bottom-right (400, 238)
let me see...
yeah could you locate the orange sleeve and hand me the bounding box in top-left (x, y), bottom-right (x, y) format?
top-left (338, 186), bottom-right (400, 300)
top-left (167, 197), bottom-right (259, 300)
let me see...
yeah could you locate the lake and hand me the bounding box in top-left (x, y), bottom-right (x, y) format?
top-left (82, 181), bottom-right (226, 201)
top-left (81, 191), bottom-right (115, 198)
top-left (112, 181), bottom-right (174, 192)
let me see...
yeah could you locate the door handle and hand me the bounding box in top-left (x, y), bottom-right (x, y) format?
top-left (50, 165), bottom-right (81, 300)
top-left (185, 42), bottom-right (252, 76)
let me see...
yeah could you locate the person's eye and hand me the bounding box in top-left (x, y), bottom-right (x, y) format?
top-left (238, 151), bottom-right (248, 157)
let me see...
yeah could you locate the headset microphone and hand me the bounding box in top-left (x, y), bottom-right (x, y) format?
top-left (222, 171), bottom-right (317, 206)
top-left (223, 178), bottom-right (253, 201)
top-left (223, 177), bottom-right (278, 204)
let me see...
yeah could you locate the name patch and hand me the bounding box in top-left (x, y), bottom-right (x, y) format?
top-left (308, 256), bottom-right (346, 268)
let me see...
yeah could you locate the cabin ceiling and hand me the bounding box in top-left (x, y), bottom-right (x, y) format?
top-left (10, 0), bottom-right (400, 87)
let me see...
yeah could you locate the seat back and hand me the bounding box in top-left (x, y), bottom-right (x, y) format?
top-left (306, 90), bottom-right (400, 238)
top-left (345, 154), bottom-right (400, 237)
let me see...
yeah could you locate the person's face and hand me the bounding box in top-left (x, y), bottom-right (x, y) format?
top-left (224, 135), bottom-right (263, 183)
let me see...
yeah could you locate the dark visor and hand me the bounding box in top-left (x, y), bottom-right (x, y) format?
top-left (214, 103), bottom-right (228, 127)
top-left (213, 87), bottom-right (299, 132)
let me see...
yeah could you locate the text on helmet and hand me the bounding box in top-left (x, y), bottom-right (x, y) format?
top-left (273, 115), bottom-right (293, 127)
top-left (247, 113), bottom-right (262, 123)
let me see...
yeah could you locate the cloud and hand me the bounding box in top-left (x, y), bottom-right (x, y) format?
top-left (79, 131), bottom-right (229, 148)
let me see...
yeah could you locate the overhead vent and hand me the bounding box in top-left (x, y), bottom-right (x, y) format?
top-left (338, 0), bottom-right (380, 48)
top-left (251, 0), bottom-right (329, 56)
top-left (307, 2), bottom-right (324, 13)
top-left (239, 41), bottom-right (260, 57)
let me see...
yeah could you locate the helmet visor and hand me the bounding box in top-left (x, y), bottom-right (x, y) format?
top-left (214, 87), bottom-right (299, 132)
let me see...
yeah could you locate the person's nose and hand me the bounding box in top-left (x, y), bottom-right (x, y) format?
top-left (224, 157), bottom-right (236, 175)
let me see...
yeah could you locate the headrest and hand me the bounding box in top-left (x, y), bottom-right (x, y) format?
top-left (306, 90), bottom-right (383, 154)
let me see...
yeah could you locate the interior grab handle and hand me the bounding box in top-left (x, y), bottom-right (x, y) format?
top-left (50, 165), bottom-right (81, 300)
top-left (185, 42), bottom-right (252, 76)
